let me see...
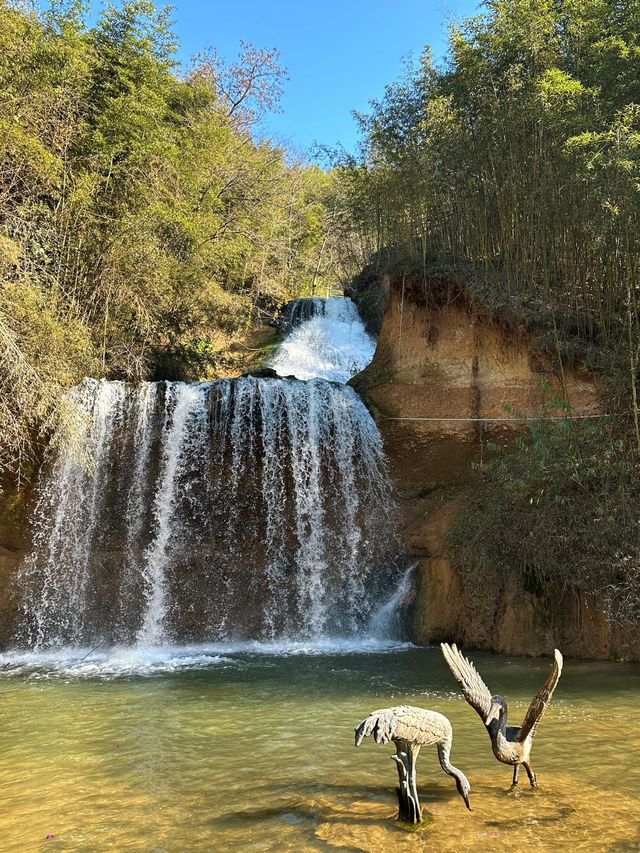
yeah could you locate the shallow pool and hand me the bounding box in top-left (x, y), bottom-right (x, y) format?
top-left (1, 645), bottom-right (639, 851)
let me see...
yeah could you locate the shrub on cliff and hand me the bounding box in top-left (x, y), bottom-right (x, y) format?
top-left (449, 394), bottom-right (640, 626)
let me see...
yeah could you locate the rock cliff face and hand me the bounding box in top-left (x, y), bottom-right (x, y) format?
top-left (353, 274), bottom-right (640, 660)
top-left (0, 476), bottom-right (31, 645)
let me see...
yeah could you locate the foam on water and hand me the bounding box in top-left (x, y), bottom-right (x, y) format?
top-left (0, 645), bottom-right (233, 678)
top-left (0, 639), bottom-right (412, 679)
top-left (269, 296), bottom-right (375, 382)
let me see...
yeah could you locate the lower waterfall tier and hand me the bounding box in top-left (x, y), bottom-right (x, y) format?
top-left (15, 377), bottom-right (400, 650)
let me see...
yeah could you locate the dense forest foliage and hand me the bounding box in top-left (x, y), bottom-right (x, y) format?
top-left (336, 0), bottom-right (640, 622)
top-left (0, 0), bottom-right (336, 476)
top-left (2, 0), bottom-right (639, 619)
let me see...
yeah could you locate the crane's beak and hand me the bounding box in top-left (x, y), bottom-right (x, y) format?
top-left (463, 792), bottom-right (471, 811)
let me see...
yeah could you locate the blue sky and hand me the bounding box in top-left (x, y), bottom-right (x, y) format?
top-left (44, 1), bottom-right (483, 154)
top-left (167, 0), bottom-right (482, 155)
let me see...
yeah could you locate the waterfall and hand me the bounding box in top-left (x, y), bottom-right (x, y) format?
top-left (367, 563), bottom-right (415, 639)
top-left (136, 383), bottom-right (208, 647)
top-left (269, 296), bottom-right (375, 382)
top-left (12, 297), bottom-right (404, 657)
top-left (19, 380), bottom-right (128, 649)
top-left (279, 297), bottom-right (326, 329)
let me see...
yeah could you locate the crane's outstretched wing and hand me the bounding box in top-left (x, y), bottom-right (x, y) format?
top-left (441, 642), bottom-right (493, 721)
top-left (517, 649), bottom-right (563, 743)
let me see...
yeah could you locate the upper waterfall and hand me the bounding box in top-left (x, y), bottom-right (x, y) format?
top-left (278, 297), bottom-right (326, 329)
top-left (269, 296), bottom-right (375, 382)
top-left (8, 296), bottom-right (403, 665)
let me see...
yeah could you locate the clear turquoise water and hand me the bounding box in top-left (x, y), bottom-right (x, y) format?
top-left (1, 645), bottom-right (639, 851)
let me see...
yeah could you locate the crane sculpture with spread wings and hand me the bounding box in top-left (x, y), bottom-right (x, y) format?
top-left (441, 643), bottom-right (563, 789)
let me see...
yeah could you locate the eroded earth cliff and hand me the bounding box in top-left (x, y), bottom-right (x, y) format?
top-left (353, 273), bottom-right (640, 659)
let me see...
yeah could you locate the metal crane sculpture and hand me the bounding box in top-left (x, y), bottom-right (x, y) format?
top-left (355, 705), bottom-right (471, 823)
top-left (441, 643), bottom-right (563, 789)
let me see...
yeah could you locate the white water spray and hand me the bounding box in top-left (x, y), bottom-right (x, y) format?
top-left (269, 297), bottom-right (375, 382)
top-left (136, 383), bottom-right (207, 647)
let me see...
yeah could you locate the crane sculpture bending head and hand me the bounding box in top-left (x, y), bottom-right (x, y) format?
top-left (355, 705), bottom-right (471, 823)
top-left (441, 643), bottom-right (563, 789)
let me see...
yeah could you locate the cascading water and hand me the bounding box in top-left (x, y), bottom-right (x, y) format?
top-left (279, 296), bottom-right (326, 329)
top-left (135, 382), bottom-right (208, 647)
top-left (9, 297), bottom-right (405, 668)
top-left (269, 296), bottom-right (376, 382)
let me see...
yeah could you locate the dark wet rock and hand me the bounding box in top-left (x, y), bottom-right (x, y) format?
top-left (241, 367), bottom-right (281, 379)
top-left (277, 298), bottom-right (325, 330)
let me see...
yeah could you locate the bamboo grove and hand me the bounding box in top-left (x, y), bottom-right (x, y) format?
top-left (0, 0), bottom-right (336, 476)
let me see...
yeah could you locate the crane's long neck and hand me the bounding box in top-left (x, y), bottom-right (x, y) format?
top-left (437, 736), bottom-right (465, 784)
top-left (438, 733), bottom-right (471, 810)
top-left (486, 699), bottom-right (509, 742)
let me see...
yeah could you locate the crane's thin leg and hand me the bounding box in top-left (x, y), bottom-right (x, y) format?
top-left (523, 762), bottom-right (537, 789)
top-left (392, 742), bottom-right (422, 824)
top-left (407, 744), bottom-right (421, 821)
top-left (510, 764), bottom-right (520, 789)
